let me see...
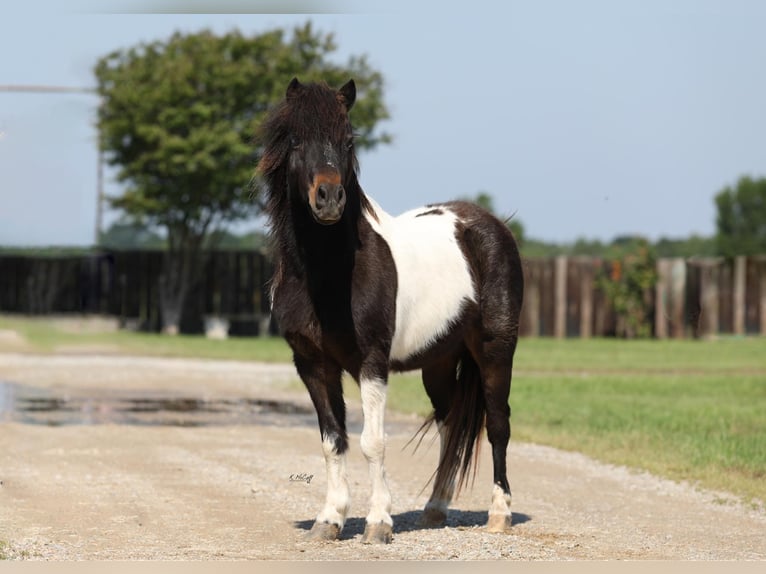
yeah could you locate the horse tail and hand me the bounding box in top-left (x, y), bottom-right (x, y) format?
top-left (441, 350), bottom-right (485, 494)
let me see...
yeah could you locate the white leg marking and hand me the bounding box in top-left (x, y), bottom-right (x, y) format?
top-left (489, 483), bottom-right (512, 517)
top-left (315, 435), bottom-right (350, 527)
top-left (424, 422), bottom-right (456, 515)
top-left (360, 377), bottom-right (393, 526)
top-left (486, 483), bottom-right (513, 532)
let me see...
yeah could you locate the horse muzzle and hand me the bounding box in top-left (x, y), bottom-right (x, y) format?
top-left (309, 174), bottom-right (346, 225)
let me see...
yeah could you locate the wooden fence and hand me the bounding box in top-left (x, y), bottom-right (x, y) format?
top-left (1, 252), bottom-right (765, 338)
top-left (0, 250), bottom-right (274, 335)
top-left (520, 255), bottom-right (766, 338)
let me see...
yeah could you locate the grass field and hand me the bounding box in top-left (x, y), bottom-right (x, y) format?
top-left (0, 314), bottom-right (293, 363)
top-left (1, 314), bottom-right (764, 504)
top-left (357, 338), bottom-right (766, 505)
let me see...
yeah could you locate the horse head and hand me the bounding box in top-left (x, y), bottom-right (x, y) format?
top-left (261, 78), bottom-right (358, 226)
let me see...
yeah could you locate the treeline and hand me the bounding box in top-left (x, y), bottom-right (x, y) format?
top-left (463, 192), bottom-right (718, 260)
top-left (0, 220), bottom-right (716, 260)
top-left (520, 233), bottom-right (716, 259)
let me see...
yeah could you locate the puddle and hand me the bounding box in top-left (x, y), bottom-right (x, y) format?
top-left (0, 381), bottom-right (315, 428)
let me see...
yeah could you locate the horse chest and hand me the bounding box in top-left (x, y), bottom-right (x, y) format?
top-left (271, 270), bottom-right (368, 370)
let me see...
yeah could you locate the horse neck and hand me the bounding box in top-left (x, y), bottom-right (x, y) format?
top-left (271, 177), bottom-right (363, 287)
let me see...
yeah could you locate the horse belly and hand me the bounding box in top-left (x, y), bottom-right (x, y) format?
top-left (383, 209), bottom-right (476, 363)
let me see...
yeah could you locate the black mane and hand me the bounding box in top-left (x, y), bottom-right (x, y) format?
top-left (257, 81), bottom-right (370, 278)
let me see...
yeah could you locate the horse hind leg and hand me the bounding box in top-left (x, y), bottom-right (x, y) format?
top-left (480, 360), bottom-right (514, 533)
top-left (419, 422), bottom-right (458, 527)
top-left (417, 356), bottom-right (459, 528)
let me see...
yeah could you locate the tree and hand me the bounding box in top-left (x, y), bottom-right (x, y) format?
top-left (597, 239), bottom-right (657, 338)
top-left (100, 220), bottom-right (166, 250)
top-left (715, 176), bottom-right (766, 257)
top-left (470, 191), bottom-right (496, 213)
top-left (654, 235), bottom-right (716, 258)
top-left (571, 237), bottom-right (607, 257)
top-left (95, 24), bottom-right (391, 333)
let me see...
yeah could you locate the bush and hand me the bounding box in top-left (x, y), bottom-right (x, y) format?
top-left (598, 240), bottom-right (657, 338)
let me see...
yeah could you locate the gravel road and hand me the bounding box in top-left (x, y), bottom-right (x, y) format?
top-left (1, 353), bottom-right (764, 560)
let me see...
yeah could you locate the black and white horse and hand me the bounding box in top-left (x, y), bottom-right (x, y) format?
top-left (258, 78), bottom-right (523, 544)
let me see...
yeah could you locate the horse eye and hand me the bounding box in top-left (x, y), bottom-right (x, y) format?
top-left (344, 134), bottom-right (355, 150)
top-left (290, 135), bottom-right (302, 150)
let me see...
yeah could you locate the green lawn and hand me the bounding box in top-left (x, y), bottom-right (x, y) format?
top-left (378, 338), bottom-right (766, 505)
top-left (1, 314), bottom-right (764, 504)
top-left (0, 314), bottom-right (293, 363)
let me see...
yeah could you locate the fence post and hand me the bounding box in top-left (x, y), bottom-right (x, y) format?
top-left (579, 259), bottom-right (593, 338)
top-left (733, 256), bottom-right (746, 336)
top-left (670, 258), bottom-right (687, 339)
top-left (759, 257), bottom-right (766, 336)
top-left (554, 256), bottom-right (567, 339)
top-left (520, 262), bottom-right (540, 337)
top-left (698, 259), bottom-right (722, 339)
top-left (655, 259), bottom-right (670, 339)
top-left (654, 257), bottom-right (687, 339)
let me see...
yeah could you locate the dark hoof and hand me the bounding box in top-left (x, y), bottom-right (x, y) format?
top-left (307, 521), bottom-right (341, 541)
top-left (361, 522), bottom-right (393, 544)
top-left (486, 513), bottom-right (512, 533)
top-left (417, 507), bottom-right (447, 528)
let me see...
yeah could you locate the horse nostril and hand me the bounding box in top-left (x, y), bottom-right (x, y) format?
top-left (317, 185), bottom-right (328, 203)
top-left (337, 187), bottom-right (345, 203)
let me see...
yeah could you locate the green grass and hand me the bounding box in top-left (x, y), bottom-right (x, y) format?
top-left (1, 314), bottom-right (764, 503)
top-left (510, 372), bottom-right (765, 503)
top-left (0, 314), bottom-right (293, 363)
top-left (379, 338), bottom-right (766, 504)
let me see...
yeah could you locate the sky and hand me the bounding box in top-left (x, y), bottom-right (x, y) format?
top-left (1, 0), bottom-right (765, 246)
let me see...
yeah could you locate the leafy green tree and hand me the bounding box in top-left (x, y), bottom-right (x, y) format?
top-left (95, 24), bottom-right (391, 333)
top-left (597, 239), bottom-right (657, 338)
top-left (715, 176), bottom-right (766, 257)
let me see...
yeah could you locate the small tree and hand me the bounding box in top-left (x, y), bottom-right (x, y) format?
top-left (597, 239), bottom-right (657, 338)
top-left (715, 176), bottom-right (766, 257)
top-left (95, 24), bottom-right (390, 333)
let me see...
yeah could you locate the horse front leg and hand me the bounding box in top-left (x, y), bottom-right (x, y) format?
top-left (295, 355), bottom-right (349, 541)
top-left (359, 372), bottom-right (393, 544)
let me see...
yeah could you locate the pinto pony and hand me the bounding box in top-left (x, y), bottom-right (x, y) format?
top-left (258, 78), bottom-right (523, 544)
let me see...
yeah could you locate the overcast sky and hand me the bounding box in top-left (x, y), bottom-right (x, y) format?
top-left (1, 0), bottom-right (765, 246)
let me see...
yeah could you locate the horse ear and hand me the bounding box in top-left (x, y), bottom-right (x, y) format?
top-left (338, 79), bottom-right (356, 111)
top-left (286, 77), bottom-right (302, 100)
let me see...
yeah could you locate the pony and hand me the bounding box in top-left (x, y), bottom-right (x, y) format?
top-left (258, 78), bottom-right (523, 544)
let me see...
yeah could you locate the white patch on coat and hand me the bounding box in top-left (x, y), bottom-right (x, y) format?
top-left (315, 435), bottom-right (350, 527)
top-left (364, 198), bottom-right (476, 363)
top-left (360, 377), bottom-right (393, 526)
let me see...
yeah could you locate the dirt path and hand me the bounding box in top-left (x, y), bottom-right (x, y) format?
top-left (1, 353), bottom-right (764, 560)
